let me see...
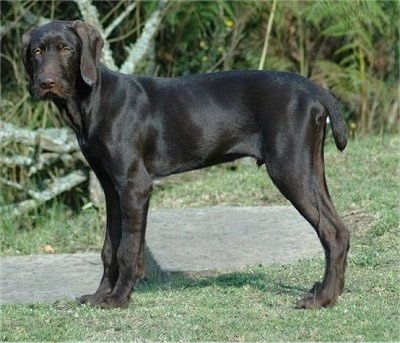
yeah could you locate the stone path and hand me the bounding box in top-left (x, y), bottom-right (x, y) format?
top-left (0, 206), bottom-right (322, 305)
top-left (1, 253), bottom-right (101, 305)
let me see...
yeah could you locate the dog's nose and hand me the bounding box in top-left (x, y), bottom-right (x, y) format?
top-left (39, 76), bottom-right (56, 90)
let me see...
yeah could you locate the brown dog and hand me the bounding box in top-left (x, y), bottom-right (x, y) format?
top-left (22, 20), bottom-right (349, 309)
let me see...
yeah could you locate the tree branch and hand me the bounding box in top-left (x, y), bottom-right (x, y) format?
top-left (120, 0), bottom-right (168, 74)
top-left (0, 121), bottom-right (79, 153)
top-left (1, 171), bottom-right (87, 217)
top-left (258, 0), bottom-right (278, 70)
top-left (75, 0), bottom-right (117, 70)
top-left (104, 2), bottom-right (137, 39)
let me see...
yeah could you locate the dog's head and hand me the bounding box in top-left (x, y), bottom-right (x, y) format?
top-left (22, 20), bottom-right (104, 101)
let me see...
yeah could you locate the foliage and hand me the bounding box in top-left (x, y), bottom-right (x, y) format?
top-left (307, 0), bottom-right (399, 134)
top-left (0, 0), bottom-right (398, 133)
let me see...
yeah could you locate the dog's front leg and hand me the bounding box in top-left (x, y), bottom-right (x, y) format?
top-left (100, 166), bottom-right (153, 309)
top-left (78, 173), bottom-right (121, 306)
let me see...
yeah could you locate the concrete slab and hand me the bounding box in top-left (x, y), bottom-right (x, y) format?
top-left (0, 206), bottom-right (323, 304)
top-left (144, 206), bottom-right (322, 281)
top-left (0, 253), bottom-right (102, 305)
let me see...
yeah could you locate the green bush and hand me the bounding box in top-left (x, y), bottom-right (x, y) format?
top-left (1, 0), bottom-right (398, 133)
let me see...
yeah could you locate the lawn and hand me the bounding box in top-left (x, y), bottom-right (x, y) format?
top-left (1, 135), bottom-right (399, 341)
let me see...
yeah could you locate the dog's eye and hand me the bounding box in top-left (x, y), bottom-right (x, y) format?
top-left (58, 44), bottom-right (72, 53)
top-left (33, 48), bottom-right (42, 56)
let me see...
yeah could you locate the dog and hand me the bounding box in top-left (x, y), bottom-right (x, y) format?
top-left (22, 20), bottom-right (350, 309)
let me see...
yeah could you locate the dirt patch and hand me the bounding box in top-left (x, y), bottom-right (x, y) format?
top-left (342, 208), bottom-right (376, 238)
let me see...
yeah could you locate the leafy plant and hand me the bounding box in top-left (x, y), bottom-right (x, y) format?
top-left (307, 0), bottom-right (398, 134)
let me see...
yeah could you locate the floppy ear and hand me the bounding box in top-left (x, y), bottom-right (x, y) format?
top-left (21, 28), bottom-right (36, 95)
top-left (72, 20), bottom-right (104, 86)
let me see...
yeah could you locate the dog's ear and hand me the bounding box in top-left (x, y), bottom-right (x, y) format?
top-left (22, 28), bottom-right (36, 95)
top-left (72, 20), bottom-right (104, 86)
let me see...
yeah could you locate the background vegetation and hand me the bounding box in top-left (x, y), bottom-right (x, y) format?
top-left (1, 0), bottom-right (398, 132)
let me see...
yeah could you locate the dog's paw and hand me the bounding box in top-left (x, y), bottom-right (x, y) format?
top-left (295, 294), bottom-right (323, 309)
top-left (295, 291), bottom-right (338, 309)
top-left (77, 293), bottom-right (103, 307)
top-left (100, 294), bottom-right (130, 309)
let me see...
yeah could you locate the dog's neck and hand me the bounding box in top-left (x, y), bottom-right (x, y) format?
top-left (52, 77), bottom-right (98, 144)
top-left (54, 98), bottom-right (83, 137)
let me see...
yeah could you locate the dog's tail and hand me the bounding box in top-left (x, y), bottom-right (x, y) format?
top-left (320, 93), bottom-right (348, 151)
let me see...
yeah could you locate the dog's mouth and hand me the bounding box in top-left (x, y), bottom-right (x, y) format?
top-left (34, 85), bottom-right (66, 101)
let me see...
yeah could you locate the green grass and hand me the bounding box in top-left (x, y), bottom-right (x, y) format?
top-left (1, 135), bottom-right (399, 341)
top-left (1, 262), bottom-right (399, 341)
top-left (0, 204), bottom-right (104, 256)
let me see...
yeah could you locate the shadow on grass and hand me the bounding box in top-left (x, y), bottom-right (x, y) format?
top-left (138, 268), bottom-right (308, 297)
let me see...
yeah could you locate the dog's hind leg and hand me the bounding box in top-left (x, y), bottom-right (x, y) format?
top-left (134, 198), bottom-right (150, 282)
top-left (262, 111), bottom-right (349, 309)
